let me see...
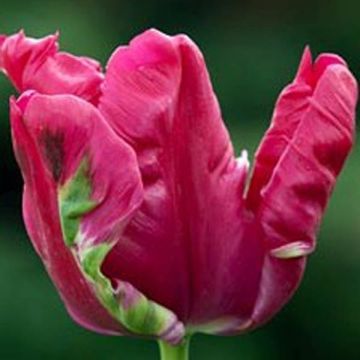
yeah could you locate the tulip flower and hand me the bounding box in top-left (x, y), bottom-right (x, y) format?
top-left (0, 29), bottom-right (357, 360)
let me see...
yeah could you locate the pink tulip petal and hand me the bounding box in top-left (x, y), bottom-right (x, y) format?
top-left (0, 31), bottom-right (103, 103)
top-left (246, 48), bottom-right (352, 211)
top-left (245, 50), bottom-right (357, 328)
top-left (248, 50), bottom-right (357, 252)
top-left (11, 91), bottom-right (144, 335)
top-left (100, 29), bottom-right (254, 325)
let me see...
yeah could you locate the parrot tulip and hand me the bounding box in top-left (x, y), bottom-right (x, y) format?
top-left (0, 29), bottom-right (357, 359)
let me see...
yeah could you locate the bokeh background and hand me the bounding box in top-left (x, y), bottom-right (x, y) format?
top-left (1, 0), bottom-right (360, 359)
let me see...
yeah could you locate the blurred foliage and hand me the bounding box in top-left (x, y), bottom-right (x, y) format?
top-left (1, 0), bottom-right (360, 359)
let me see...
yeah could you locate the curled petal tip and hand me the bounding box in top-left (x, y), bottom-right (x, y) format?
top-left (270, 241), bottom-right (315, 259)
top-left (295, 46), bottom-right (313, 82)
top-left (0, 30), bottom-right (102, 103)
top-left (315, 52), bottom-right (347, 69)
top-left (295, 46), bottom-right (348, 88)
top-left (15, 90), bottom-right (36, 112)
top-left (312, 53), bottom-right (348, 86)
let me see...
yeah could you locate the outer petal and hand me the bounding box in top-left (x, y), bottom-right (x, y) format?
top-left (0, 31), bottom-right (103, 103)
top-left (99, 29), bottom-right (256, 326)
top-left (246, 49), bottom-right (357, 327)
top-left (246, 48), bottom-right (348, 211)
top-left (11, 92), bottom-right (184, 343)
top-left (11, 93), bottom-right (121, 334)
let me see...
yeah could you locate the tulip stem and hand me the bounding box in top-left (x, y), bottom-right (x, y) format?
top-left (158, 336), bottom-right (191, 360)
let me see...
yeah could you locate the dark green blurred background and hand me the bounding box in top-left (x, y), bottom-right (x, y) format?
top-left (1, 0), bottom-right (360, 359)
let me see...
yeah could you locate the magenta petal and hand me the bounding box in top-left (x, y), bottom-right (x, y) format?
top-left (0, 31), bottom-right (103, 103)
top-left (245, 50), bottom-right (357, 327)
top-left (246, 47), bottom-right (315, 211)
top-left (11, 91), bottom-right (143, 334)
top-left (100, 29), bottom-right (253, 324)
top-left (247, 49), bottom-right (357, 249)
top-left (246, 48), bottom-right (355, 212)
top-left (21, 93), bottom-right (144, 245)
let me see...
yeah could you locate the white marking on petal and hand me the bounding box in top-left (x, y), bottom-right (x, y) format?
top-left (270, 241), bottom-right (315, 259)
top-left (236, 149), bottom-right (249, 171)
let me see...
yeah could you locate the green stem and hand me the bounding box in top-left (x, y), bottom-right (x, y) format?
top-left (158, 336), bottom-right (191, 360)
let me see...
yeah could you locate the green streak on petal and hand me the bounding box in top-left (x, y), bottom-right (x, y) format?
top-left (81, 243), bottom-right (178, 337)
top-left (187, 317), bottom-right (252, 335)
top-left (187, 317), bottom-right (235, 334)
top-left (57, 159), bottom-right (182, 341)
top-left (58, 160), bottom-right (97, 247)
